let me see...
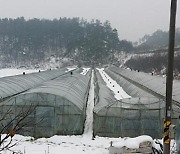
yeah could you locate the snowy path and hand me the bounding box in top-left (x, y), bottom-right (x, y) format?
top-left (97, 68), bottom-right (131, 100)
top-left (83, 70), bottom-right (94, 138)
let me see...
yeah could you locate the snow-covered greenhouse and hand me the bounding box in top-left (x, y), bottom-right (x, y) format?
top-left (93, 67), bottom-right (180, 138)
top-left (1, 65), bottom-right (180, 139)
top-left (0, 71), bottom-right (91, 138)
top-left (0, 68), bottom-right (68, 101)
top-left (107, 66), bottom-right (180, 107)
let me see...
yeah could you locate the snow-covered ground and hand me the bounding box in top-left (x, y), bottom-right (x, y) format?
top-left (1, 134), bottom-right (158, 154)
top-left (0, 68), bottom-right (175, 154)
top-left (2, 135), bottom-right (110, 154)
top-left (97, 68), bottom-right (131, 100)
top-left (0, 68), bottom-right (39, 78)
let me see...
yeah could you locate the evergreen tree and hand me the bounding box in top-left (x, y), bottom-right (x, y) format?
top-left (0, 17), bottom-right (134, 66)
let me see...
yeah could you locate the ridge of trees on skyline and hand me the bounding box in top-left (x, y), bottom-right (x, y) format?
top-left (136, 29), bottom-right (180, 51)
top-left (0, 17), bottom-right (133, 66)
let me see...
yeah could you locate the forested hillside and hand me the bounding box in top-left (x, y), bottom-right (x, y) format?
top-left (136, 29), bottom-right (180, 51)
top-left (0, 17), bottom-right (133, 67)
top-left (124, 50), bottom-right (180, 79)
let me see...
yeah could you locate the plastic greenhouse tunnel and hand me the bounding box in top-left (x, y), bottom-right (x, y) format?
top-left (0, 71), bottom-right (91, 138)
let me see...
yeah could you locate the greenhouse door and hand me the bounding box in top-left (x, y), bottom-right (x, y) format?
top-left (35, 107), bottom-right (54, 138)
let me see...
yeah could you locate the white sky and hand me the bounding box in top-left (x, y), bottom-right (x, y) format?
top-left (0, 0), bottom-right (179, 41)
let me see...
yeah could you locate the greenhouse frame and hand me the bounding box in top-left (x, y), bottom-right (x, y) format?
top-left (0, 71), bottom-right (91, 138)
top-left (0, 68), bottom-right (70, 101)
top-left (93, 68), bottom-right (180, 138)
top-left (107, 66), bottom-right (180, 106)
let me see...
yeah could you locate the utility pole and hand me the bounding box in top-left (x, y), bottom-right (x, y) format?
top-left (163, 0), bottom-right (177, 154)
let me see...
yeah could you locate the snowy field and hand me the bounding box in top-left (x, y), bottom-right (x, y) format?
top-left (0, 68), bottom-right (174, 154)
top-left (0, 68), bottom-right (39, 78)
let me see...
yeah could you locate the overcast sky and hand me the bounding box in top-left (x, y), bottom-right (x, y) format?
top-left (0, 0), bottom-right (179, 41)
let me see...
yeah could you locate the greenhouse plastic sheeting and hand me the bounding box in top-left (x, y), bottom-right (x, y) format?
top-left (93, 68), bottom-right (178, 138)
top-left (108, 66), bottom-right (180, 106)
top-left (94, 97), bottom-right (166, 138)
top-left (0, 68), bottom-right (69, 101)
top-left (105, 69), bottom-right (155, 98)
top-left (0, 72), bottom-right (91, 138)
top-left (94, 69), bottom-right (117, 113)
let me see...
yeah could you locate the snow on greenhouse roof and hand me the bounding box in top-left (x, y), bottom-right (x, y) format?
top-left (108, 66), bottom-right (180, 106)
top-left (93, 69), bottom-right (165, 115)
top-left (111, 97), bottom-right (165, 109)
top-left (12, 72), bottom-right (91, 110)
top-left (105, 69), bottom-right (155, 98)
top-left (80, 68), bottom-right (90, 75)
top-left (0, 68), bottom-right (67, 100)
top-left (97, 68), bottom-right (131, 100)
top-left (93, 69), bottom-right (117, 113)
top-left (65, 67), bottom-right (77, 72)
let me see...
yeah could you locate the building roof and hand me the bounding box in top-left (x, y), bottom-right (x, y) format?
top-left (0, 68), bottom-right (68, 100)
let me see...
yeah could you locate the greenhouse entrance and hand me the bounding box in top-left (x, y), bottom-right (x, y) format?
top-left (35, 107), bottom-right (54, 138)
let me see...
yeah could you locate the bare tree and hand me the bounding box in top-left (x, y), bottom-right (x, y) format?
top-left (0, 104), bottom-right (35, 153)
